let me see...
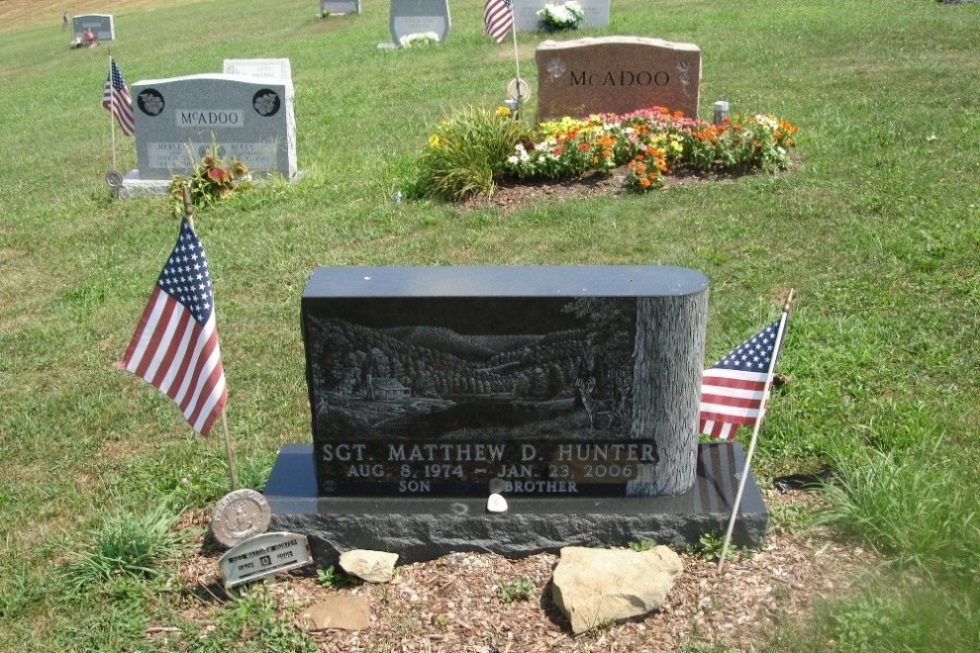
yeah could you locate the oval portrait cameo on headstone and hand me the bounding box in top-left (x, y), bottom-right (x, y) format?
top-left (252, 89), bottom-right (281, 117)
top-left (137, 89), bottom-right (165, 116)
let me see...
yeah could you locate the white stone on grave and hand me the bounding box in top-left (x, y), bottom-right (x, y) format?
top-left (222, 59), bottom-right (293, 87)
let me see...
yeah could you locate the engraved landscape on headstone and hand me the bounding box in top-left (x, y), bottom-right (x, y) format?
top-left (301, 266), bottom-right (708, 499)
top-left (512, 0), bottom-right (609, 32)
top-left (130, 74), bottom-right (297, 180)
top-left (389, 0), bottom-right (452, 45)
top-left (72, 14), bottom-right (115, 41)
top-left (536, 36), bottom-right (702, 122)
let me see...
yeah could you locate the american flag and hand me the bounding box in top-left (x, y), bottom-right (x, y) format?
top-left (103, 58), bottom-right (135, 136)
top-left (698, 317), bottom-right (786, 441)
top-left (118, 219), bottom-right (228, 436)
top-left (484, 0), bottom-right (514, 43)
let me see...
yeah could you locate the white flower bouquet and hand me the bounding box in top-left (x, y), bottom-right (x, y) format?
top-left (537, 1), bottom-right (585, 32)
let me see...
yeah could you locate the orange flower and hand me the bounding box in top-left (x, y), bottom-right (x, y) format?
top-left (579, 143), bottom-right (591, 152)
top-left (639, 177), bottom-right (651, 188)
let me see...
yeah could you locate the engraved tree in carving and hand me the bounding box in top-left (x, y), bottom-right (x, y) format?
top-left (628, 292), bottom-right (707, 495)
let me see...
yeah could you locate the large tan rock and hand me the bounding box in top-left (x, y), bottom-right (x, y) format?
top-left (551, 545), bottom-right (683, 634)
top-left (535, 36), bottom-right (702, 122)
top-left (339, 549), bottom-right (399, 583)
top-left (298, 595), bottom-right (370, 631)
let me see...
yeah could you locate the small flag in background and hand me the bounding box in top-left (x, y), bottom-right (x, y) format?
top-left (117, 219), bottom-right (228, 436)
top-left (103, 58), bottom-right (135, 136)
top-left (484, 0), bottom-right (514, 43)
top-left (698, 318), bottom-right (784, 441)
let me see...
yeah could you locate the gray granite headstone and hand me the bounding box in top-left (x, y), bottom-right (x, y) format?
top-left (222, 59), bottom-right (293, 86)
top-left (73, 14), bottom-right (115, 41)
top-left (131, 74), bottom-right (297, 180)
top-left (512, 0), bottom-right (609, 32)
top-left (389, 0), bottom-right (451, 45)
top-left (321, 0), bottom-right (362, 13)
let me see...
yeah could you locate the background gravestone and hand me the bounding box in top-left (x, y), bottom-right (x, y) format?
top-left (389, 0), bottom-right (451, 44)
top-left (223, 59), bottom-right (293, 86)
top-left (72, 14), bottom-right (115, 41)
top-left (321, 0), bottom-right (362, 13)
top-left (536, 36), bottom-right (701, 121)
top-left (512, 0), bottom-right (609, 32)
top-left (131, 74), bottom-right (297, 180)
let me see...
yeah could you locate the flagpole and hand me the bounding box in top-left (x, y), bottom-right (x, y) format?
top-left (509, 17), bottom-right (521, 110)
top-left (107, 49), bottom-right (117, 171)
top-left (182, 184), bottom-right (239, 491)
top-left (717, 289), bottom-right (795, 572)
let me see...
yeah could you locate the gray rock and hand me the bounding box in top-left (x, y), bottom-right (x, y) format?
top-left (551, 545), bottom-right (683, 634)
top-left (339, 549), bottom-right (399, 583)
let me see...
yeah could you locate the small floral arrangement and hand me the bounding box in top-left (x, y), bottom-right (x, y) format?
top-left (537, 1), bottom-right (585, 32)
top-left (168, 150), bottom-right (251, 215)
top-left (400, 32), bottom-right (440, 48)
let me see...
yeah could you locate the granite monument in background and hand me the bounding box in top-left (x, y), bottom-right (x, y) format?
top-left (73, 13), bottom-right (115, 41)
top-left (389, 0), bottom-right (451, 44)
top-left (536, 36), bottom-right (702, 121)
top-left (512, 0), bottom-right (609, 32)
top-left (130, 74), bottom-right (297, 180)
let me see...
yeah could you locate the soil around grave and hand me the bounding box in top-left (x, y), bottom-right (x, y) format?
top-left (454, 165), bottom-right (760, 214)
top-left (167, 488), bottom-right (874, 653)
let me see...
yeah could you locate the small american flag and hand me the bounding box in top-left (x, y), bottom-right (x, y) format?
top-left (117, 219), bottom-right (228, 436)
top-left (484, 0), bottom-right (514, 43)
top-left (698, 317), bottom-right (785, 441)
top-left (103, 58), bottom-right (135, 136)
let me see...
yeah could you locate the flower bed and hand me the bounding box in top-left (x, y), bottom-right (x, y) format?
top-left (407, 105), bottom-right (798, 201)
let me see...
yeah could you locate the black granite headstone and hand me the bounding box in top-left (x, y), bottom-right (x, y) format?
top-left (301, 266), bottom-right (709, 498)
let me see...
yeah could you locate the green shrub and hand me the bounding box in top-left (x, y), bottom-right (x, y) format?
top-left (408, 105), bottom-right (530, 201)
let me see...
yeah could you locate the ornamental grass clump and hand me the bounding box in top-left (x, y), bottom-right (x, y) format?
top-left (408, 105), bottom-right (529, 201)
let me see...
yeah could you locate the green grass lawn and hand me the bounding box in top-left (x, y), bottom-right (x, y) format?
top-left (1, 0), bottom-right (979, 650)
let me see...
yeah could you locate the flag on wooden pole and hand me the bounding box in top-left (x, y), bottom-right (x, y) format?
top-left (484, 0), bottom-right (514, 43)
top-left (698, 319), bottom-right (783, 441)
top-left (117, 219), bottom-right (228, 436)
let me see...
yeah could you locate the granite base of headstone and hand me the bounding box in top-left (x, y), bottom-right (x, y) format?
top-left (263, 442), bottom-right (767, 565)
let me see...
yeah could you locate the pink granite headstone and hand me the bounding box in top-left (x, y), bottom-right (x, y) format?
top-left (535, 36), bottom-right (702, 121)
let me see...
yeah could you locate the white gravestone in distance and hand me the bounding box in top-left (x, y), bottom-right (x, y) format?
top-left (131, 74), bottom-right (297, 180)
top-left (222, 59), bottom-right (293, 86)
top-left (389, 0), bottom-right (451, 45)
top-left (512, 0), bottom-right (609, 32)
top-left (73, 14), bottom-right (115, 41)
top-left (321, 0), bottom-right (362, 14)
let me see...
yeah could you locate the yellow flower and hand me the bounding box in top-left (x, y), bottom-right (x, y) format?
top-left (497, 106), bottom-right (511, 117)
top-left (428, 134), bottom-right (445, 149)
